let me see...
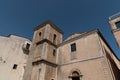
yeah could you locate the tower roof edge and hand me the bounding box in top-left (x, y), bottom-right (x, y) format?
top-left (34, 20), bottom-right (64, 34)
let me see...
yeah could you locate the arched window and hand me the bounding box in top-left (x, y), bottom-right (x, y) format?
top-left (53, 34), bottom-right (57, 44)
top-left (53, 49), bottom-right (56, 56)
top-left (72, 71), bottom-right (79, 76)
top-left (39, 32), bottom-right (42, 37)
top-left (69, 69), bottom-right (83, 80)
top-left (72, 71), bottom-right (80, 80)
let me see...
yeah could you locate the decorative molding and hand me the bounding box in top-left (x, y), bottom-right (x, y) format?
top-left (32, 59), bottom-right (58, 67)
top-left (36, 39), bottom-right (57, 48)
top-left (60, 55), bottom-right (104, 66)
top-left (34, 20), bottom-right (64, 34)
top-left (69, 68), bottom-right (81, 76)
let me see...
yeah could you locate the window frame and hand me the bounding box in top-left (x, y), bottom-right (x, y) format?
top-left (71, 43), bottom-right (77, 52)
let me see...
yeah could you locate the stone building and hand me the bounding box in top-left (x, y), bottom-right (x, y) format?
top-left (0, 35), bottom-right (31, 80)
top-left (0, 14), bottom-right (120, 80)
top-left (23, 20), bottom-right (120, 80)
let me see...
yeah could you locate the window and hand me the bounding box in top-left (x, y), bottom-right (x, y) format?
top-left (71, 43), bottom-right (76, 52)
top-left (53, 34), bottom-right (57, 40)
top-left (69, 69), bottom-right (83, 80)
top-left (53, 49), bottom-right (56, 56)
top-left (53, 34), bottom-right (57, 43)
top-left (22, 42), bottom-right (30, 50)
top-left (72, 71), bottom-right (80, 80)
top-left (26, 43), bottom-right (30, 50)
top-left (115, 21), bottom-right (120, 28)
top-left (13, 64), bottom-right (18, 69)
top-left (39, 32), bottom-right (41, 37)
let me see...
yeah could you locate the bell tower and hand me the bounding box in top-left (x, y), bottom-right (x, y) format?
top-left (109, 12), bottom-right (120, 47)
top-left (30, 20), bottom-right (63, 80)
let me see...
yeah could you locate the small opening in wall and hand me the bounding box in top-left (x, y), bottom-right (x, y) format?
top-left (26, 43), bottom-right (30, 50)
top-left (39, 32), bottom-right (42, 37)
top-left (53, 34), bottom-right (57, 40)
top-left (53, 34), bottom-right (57, 44)
top-left (53, 49), bottom-right (56, 56)
top-left (13, 64), bottom-right (18, 69)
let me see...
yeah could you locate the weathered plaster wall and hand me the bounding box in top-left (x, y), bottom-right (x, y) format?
top-left (0, 35), bottom-right (31, 80)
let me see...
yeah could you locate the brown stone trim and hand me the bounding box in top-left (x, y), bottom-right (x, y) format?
top-left (60, 55), bottom-right (104, 66)
top-left (34, 20), bottom-right (64, 34)
top-left (36, 39), bottom-right (57, 48)
top-left (32, 59), bottom-right (58, 67)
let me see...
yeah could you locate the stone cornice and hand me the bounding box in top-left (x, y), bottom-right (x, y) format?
top-left (36, 39), bottom-right (57, 48)
top-left (32, 59), bottom-right (58, 67)
top-left (60, 55), bottom-right (104, 66)
top-left (34, 20), bottom-right (64, 34)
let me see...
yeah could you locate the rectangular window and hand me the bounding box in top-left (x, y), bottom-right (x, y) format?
top-left (115, 21), bottom-right (120, 28)
top-left (53, 34), bottom-right (57, 44)
top-left (13, 64), bottom-right (18, 69)
top-left (39, 32), bottom-right (41, 37)
top-left (26, 43), bottom-right (30, 49)
top-left (71, 43), bottom-right (76, 52)
top-left (53, 34), bottom-right (57, 40)
top-left (53, 49), bottom-right (56, 56)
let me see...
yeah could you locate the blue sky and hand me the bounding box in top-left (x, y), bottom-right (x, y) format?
top-left (0, 0), bottom-right (120, 58)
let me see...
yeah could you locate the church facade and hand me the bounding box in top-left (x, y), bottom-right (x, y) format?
top-left (23, 18), bottom-right (120, 80)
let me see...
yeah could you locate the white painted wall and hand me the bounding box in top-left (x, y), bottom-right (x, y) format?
top-left (0, 35), bottom-right (31, 80)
